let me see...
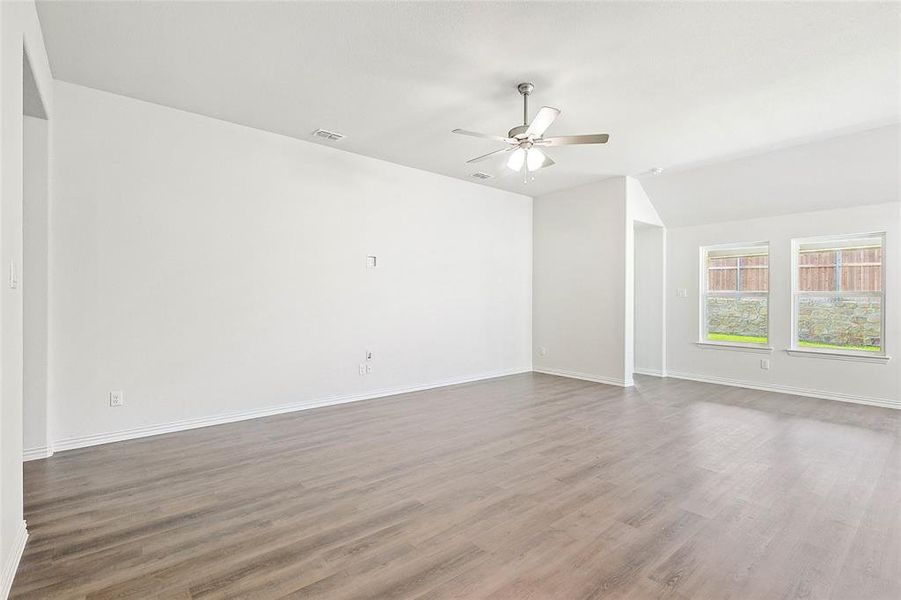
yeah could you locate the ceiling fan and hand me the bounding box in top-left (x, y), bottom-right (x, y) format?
top-left (453, 82), bottom-right (609, 182)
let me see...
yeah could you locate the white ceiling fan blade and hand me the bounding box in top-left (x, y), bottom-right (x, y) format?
top-left (524, 106), bottom-right (560, 138)
top-left (537, 134), bottom-right (609, 146)
top-left (453, 129), bottom-right (516, 144)
top-left (466, 146), bottom-right (515, 164)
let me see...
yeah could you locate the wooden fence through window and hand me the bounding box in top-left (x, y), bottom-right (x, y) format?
top-left (798, 247), bottom-right (882, 292)
top-left (707, 255), bottom-right (768, 292)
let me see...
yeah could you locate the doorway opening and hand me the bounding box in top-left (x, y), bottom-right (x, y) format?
top-left (22, 47), bottom-right (50, 460)
top-left (633, 222), bottom-right (666, 378)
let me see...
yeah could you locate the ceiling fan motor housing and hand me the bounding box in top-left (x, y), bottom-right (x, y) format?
top-left (508, 125), bottom-right (529, 139)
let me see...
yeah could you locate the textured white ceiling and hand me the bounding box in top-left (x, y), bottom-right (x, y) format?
top-left (36, 1), bottom-right (900, 197)
top-left (639, 124), bottom-right (900, 227)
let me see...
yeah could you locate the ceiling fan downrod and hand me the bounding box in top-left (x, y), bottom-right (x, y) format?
top-left (509, 82), bottom-right (535, 139)
top-left (518, 82), bottom-right (534, 126)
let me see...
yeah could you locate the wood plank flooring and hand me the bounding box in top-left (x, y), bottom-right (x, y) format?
top-left (11, 373), bottom-right (901, 599)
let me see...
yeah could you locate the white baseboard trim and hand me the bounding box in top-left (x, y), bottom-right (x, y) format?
top-left (50, 368), bottom-right (532, 453)
top-left (23, 446), bottom-right (53, 462)
top-left (1, 520), bottom-right (27, 600)
top-left (666, 371), bottom-right (900, 410)
top-left (634, 368), bottom-right (666, 377)
top-left (533, 368), bottom-right (633, 388)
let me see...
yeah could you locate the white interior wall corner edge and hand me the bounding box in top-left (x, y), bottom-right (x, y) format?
top-left (48, 81), bottom-right (533, 447)
top-left (666, 201), bottom-right (900, 407)
top-left (1, 0), bottom-right (53, 592)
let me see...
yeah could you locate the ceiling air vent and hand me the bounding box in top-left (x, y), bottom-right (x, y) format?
top-left (312, 128), bottom-right (345, 141)
top-left (471, 172), bottom-right (493, 179)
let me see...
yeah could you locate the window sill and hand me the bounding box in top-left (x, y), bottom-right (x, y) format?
top-left (784, 348), bottom-right (891, 364)
top-left (696, 341), bottom-right (773, 354)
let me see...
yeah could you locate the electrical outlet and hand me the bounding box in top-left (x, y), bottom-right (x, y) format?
top-left (109, 390), bottom-right (124, 407)
top-left (676, 288), bottom-right (688, 298)
top-left (538, 346), bottom-right (547, 357)
top-left (358, 364), bottom-right (366, 375)
top-left (366, 364), bottom-right (372, 374)
top-left (760, 359), bottom-right (770, 370)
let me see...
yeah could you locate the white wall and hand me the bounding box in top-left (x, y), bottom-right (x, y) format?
top-left (532, 177), bottom-right (629, 385)
top-left (533, 176), bottom-right (664, 386)
top-left (634, 224), bottom-right (665, 375)
top-left (666, 202), bottom-right (900, 407)
top-left (23, 116), bottom-right (48, 458)
top-left (1, 1), bottom-right (53, 596)
top-left (47, 82), bottom-right (532, 449)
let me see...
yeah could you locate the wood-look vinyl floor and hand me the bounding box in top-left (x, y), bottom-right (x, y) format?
top-left (11, 373), bottom-right (901, 599)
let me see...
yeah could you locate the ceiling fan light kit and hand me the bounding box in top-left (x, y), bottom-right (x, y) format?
top-left (453, 82), bottom-right (609, 183)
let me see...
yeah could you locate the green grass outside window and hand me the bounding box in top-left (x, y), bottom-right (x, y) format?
top-left (797, 341), bottom-right (880, 353)
top-left (706, 333), bottom-right (880, 352)
top-left (706, 333), bottom-right (768, 345)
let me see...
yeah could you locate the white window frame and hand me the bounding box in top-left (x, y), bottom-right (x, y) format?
top-left (698, 241), bottom-right (771, 352)
top-left (789, 232), bottom-right (889, 362)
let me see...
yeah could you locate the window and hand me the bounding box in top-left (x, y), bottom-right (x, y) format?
top-left (701, 242), bottom-right (769, 346)
top-left (792, 233), bottom-right (885, 355)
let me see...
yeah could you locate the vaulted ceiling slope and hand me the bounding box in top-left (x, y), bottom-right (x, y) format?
top-left (639, 124), bottom-right (900, 227)
top-left (37, 1), bottom-right (899, 198)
